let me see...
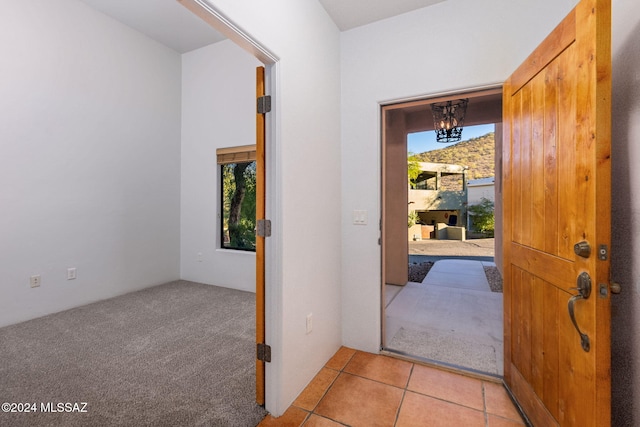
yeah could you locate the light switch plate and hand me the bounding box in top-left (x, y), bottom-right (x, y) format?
top-left (353, 210), bottom-right (367, 225)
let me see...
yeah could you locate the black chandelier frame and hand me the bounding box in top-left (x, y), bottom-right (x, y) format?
top-left (431, 98), bottom-right (469, 143)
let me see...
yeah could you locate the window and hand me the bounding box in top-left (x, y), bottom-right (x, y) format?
top-left (217, 146), bottom-right (257, 251)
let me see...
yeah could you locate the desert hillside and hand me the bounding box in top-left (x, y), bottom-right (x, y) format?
top-left (412, 132), bottom-right (495, 181)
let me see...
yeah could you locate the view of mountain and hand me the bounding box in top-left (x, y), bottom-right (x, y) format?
top-left (411, 132), bottom-right (495, 181)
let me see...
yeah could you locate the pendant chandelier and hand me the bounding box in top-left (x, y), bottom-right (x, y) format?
top-left (431, 98), bottom-right (469, 143)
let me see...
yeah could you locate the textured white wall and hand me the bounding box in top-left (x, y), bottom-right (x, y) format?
top-left (611, 0), bottom-right (640, 424)
top-left (202, 0), bottom-right (343, 416)
top-left (180, 40), bottom-right (261, 292)
top-left (0, 0), bottom-right (182, 327)
top-left (467, 183), bottom-right (496, 206)
top-left (340, 0), bottom-right (578, 352)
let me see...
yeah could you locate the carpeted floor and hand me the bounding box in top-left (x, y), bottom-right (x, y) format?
top-left (0, 281), bottom-right (267, 427)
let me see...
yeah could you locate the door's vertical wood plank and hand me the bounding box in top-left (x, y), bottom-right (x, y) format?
top-left (556, 287), bottom-right (570, 425)
top-left (531, 73), bottom-right (546, 251)
top-left (558, 287), bottom-right (594, 426)
top-left (556, 45), bottom-right (577, 260)
top-left (520, 84), bottom-right (533, 247)
top-left (511, 91), bottom-right (523, 245)
top-left (511, 266), bottom-right (523, 375)
top-left (543, 61), bottom-right (559, 256)
top-left (520, 270), bottom-right (533, 384)
top-left (542, 281), bottom-right (560, 420)
top-left (530, 275), bottom-right (545, 397)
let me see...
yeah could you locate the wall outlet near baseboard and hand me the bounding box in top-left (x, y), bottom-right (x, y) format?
top-left (30, 275), bottom-right (41, 288)
top-left (67, 268), bottom-right (77, 280)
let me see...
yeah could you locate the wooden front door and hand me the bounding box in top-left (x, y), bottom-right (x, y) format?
top-left (502, 0), bottom-right (611, 425)
top-left (255, 66), bottom-right (266, 406)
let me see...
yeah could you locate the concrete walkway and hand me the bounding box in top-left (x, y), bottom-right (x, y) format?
top-left (385, 259), bottom-right (503, 375)
top-left (409, 238), bottom-right (495, 256)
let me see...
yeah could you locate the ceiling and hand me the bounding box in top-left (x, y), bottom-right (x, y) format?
top-left (318, 0), bottom-right (447, 31)
top-left (78, 0), bottom-right (449, 53)
top-left (79, 0), bottom-right (226, 53)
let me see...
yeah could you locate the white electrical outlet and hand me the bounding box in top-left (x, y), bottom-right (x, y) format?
top-left (30, 275), bottom-right (41, 288)
top-left (306, 313), bottom-right (313, 334)
top-left (67, 268), bottom-right (77, 280)
top-left (196, 252), bottom-right (203, 262)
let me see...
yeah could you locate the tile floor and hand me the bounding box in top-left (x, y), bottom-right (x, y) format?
top-left (258, 347), bottom-right (525, 427)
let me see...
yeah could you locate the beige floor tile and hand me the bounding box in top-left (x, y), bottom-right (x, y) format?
top-left (344, 351), bottom-right (413, 388)
top-left (324, 346), bottom-right (356, 371)
top-left (314, 373), bottom-right (403, 427)
top-left (302, 414), bottom-right (346, 427)
top-left (487, 414), bottom-right (526, 426)
top-left (396, 391), bottom-right (485, 427)
top-left (293, 367), bottom-right (340, 411)
top-left (484, 382), bottom-right (524, 422)
top-left (407, 364), bottom-right (484, 410)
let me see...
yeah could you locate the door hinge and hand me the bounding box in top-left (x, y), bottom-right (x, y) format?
top-left (256, 219), bottom-right (271, 237)
top-left (257, 95), bottom-right (271, 114)
top-left (257, 343), bottom-right (271, 363)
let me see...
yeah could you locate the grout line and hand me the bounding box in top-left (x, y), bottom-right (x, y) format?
top-left (296, 349), bottom-right (357, 422)
top-left (392, 362), bottom-right (415, 426)
top-left (408, 392), bottom-right (486, 415)
top-left (403, 362), bottom-right (415, 389)
top-left (310, 367), bottom-right (342, 411)
top-left (302, 411), bottom-right (349, 427)
top-left (337, 371), bottom-right (407, 391)
top-left (299, 410), bottom-right (311, 426)
top-left (482, 381), bottom-right (489, 427)
top-left (394, 388), bottom-right (408, 427)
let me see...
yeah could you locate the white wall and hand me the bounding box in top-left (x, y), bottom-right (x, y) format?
top-left (201, 0), bottom-right (343, 416)
top-left (340, 0), bottom-right (578, 352)
top-left (611, 0), bottom-right (640, 424)
top-left (0, 0), bottom-right (182, 327)
top-left (467, 183), bottom-right (495, 205)
top-left (180, 40), bottom-right (261, 292)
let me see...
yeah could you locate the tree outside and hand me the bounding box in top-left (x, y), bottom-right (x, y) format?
top-left (467, 197), bottom-right (495, 237)
top-left (222, 161), bottom-right (256, 250)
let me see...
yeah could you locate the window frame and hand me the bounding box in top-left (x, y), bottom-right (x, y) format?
top-left (217, 145), bottom-right (257, 252)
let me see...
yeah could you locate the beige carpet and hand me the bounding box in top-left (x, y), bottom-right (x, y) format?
top-left (0, 281), bottom-right (267, 427)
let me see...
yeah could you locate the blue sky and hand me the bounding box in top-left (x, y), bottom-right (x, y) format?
top-left (407, 123), bottom-right (495, 155)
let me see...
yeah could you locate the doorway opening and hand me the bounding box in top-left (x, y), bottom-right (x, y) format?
top-left (381, 88), bottom-right (504, 377)
top-left (178, 0), bottom-right (279, 409)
